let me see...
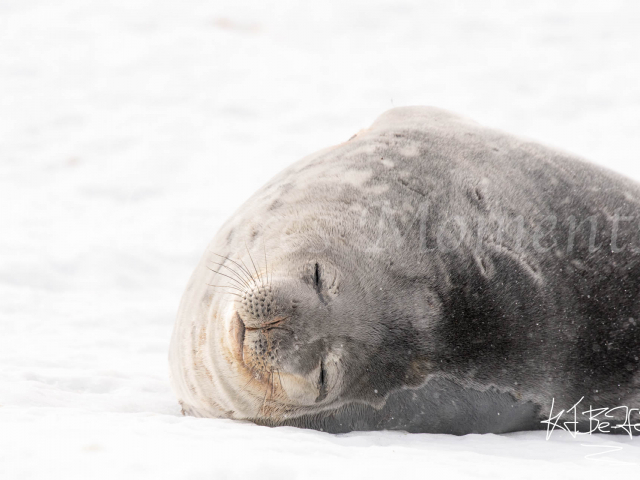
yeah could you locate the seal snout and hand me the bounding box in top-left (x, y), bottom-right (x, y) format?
top-left (232, 281), bottom-right (299, 387)
top-left (239, 284), bottom-right (275, 329)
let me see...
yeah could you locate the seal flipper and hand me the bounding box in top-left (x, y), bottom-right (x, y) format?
top-left (273, 377), bottom-right (541, 435)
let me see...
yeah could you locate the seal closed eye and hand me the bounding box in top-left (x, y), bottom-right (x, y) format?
top-left (169, 106), bottom-right (640, 434)
top-left (313, 263), bottom-right (321, 290)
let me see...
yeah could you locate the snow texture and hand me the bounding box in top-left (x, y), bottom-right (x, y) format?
top-left (1, 0), bottom-right (640, 478)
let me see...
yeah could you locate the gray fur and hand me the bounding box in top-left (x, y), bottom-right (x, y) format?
top-left (169, 107), bottom-right (640, 434)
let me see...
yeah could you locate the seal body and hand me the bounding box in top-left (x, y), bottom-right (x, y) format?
top-left (169, 107), bottom-right (640, 434)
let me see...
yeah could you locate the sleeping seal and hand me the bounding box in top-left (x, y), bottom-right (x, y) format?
top-left (169, 107), bottom-right (640, 434)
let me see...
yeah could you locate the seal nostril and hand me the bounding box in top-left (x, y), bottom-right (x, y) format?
top-left (231, 312), bottom-right (246, 364)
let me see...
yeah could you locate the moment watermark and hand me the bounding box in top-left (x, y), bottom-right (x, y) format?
top-left (353, 200), bottom-right (640, 256)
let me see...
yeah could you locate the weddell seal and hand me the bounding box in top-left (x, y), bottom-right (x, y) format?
top-left (169, 107), bottom-right (640, 435)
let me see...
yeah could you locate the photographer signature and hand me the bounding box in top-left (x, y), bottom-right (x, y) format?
top-left (542, 397), bottom-right (640, 439)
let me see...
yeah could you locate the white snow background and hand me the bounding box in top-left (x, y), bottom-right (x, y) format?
top-left (2, 0), bottom-right (640, 478)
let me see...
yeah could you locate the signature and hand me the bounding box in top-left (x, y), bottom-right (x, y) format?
top-left (542, 397), bottom-right (640, 440)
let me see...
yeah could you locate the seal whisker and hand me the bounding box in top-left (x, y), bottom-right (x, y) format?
top-left (245, 243), bottom-right (264, 288)
top-left (205, 283), bottom-right (244, 292)
top-left (207, 261), bottom-right (251, 288)
top-left (260, 370), bottom-right (272, 415)
top-left (210, 261), bottom-right (252, 287)
top-left (205, 288), bottom-right (243, 298)
top-left (205, 267), bottom-right (248, 290)
top-left (275, 368), bottom-right (283, 394)
top-left (210, 252), bottom-right (256, 286)
top-left (263, 241), bottom-right (270, 287)
top-left (269, 368), bottom-right (274, 398)
top-left (239, 258), bottom-right (259, 287)
top-left (241, 370), bottom-right (260, 391)
top-left (269, 369), bottom-right (276, 403)
top-left (205, 265), bottom-right (245, 287)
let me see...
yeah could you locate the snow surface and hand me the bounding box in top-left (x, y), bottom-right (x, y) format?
top-left (2, 0), bottom-right (640, 478)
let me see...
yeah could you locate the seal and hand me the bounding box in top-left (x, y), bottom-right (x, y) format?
top-left (169, 106), bottom-right (640, 434)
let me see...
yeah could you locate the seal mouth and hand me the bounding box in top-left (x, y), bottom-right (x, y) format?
top-left (229, 308), bottom-right (293, 369)
top-left (244, 315), bottom-right (290, 331)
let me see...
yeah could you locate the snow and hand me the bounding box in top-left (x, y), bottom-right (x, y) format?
top-left (1, 0), bottom-right (640, 478)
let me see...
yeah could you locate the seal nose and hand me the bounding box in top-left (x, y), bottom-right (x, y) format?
top-left (239, 284), bottom-right (274, 328)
